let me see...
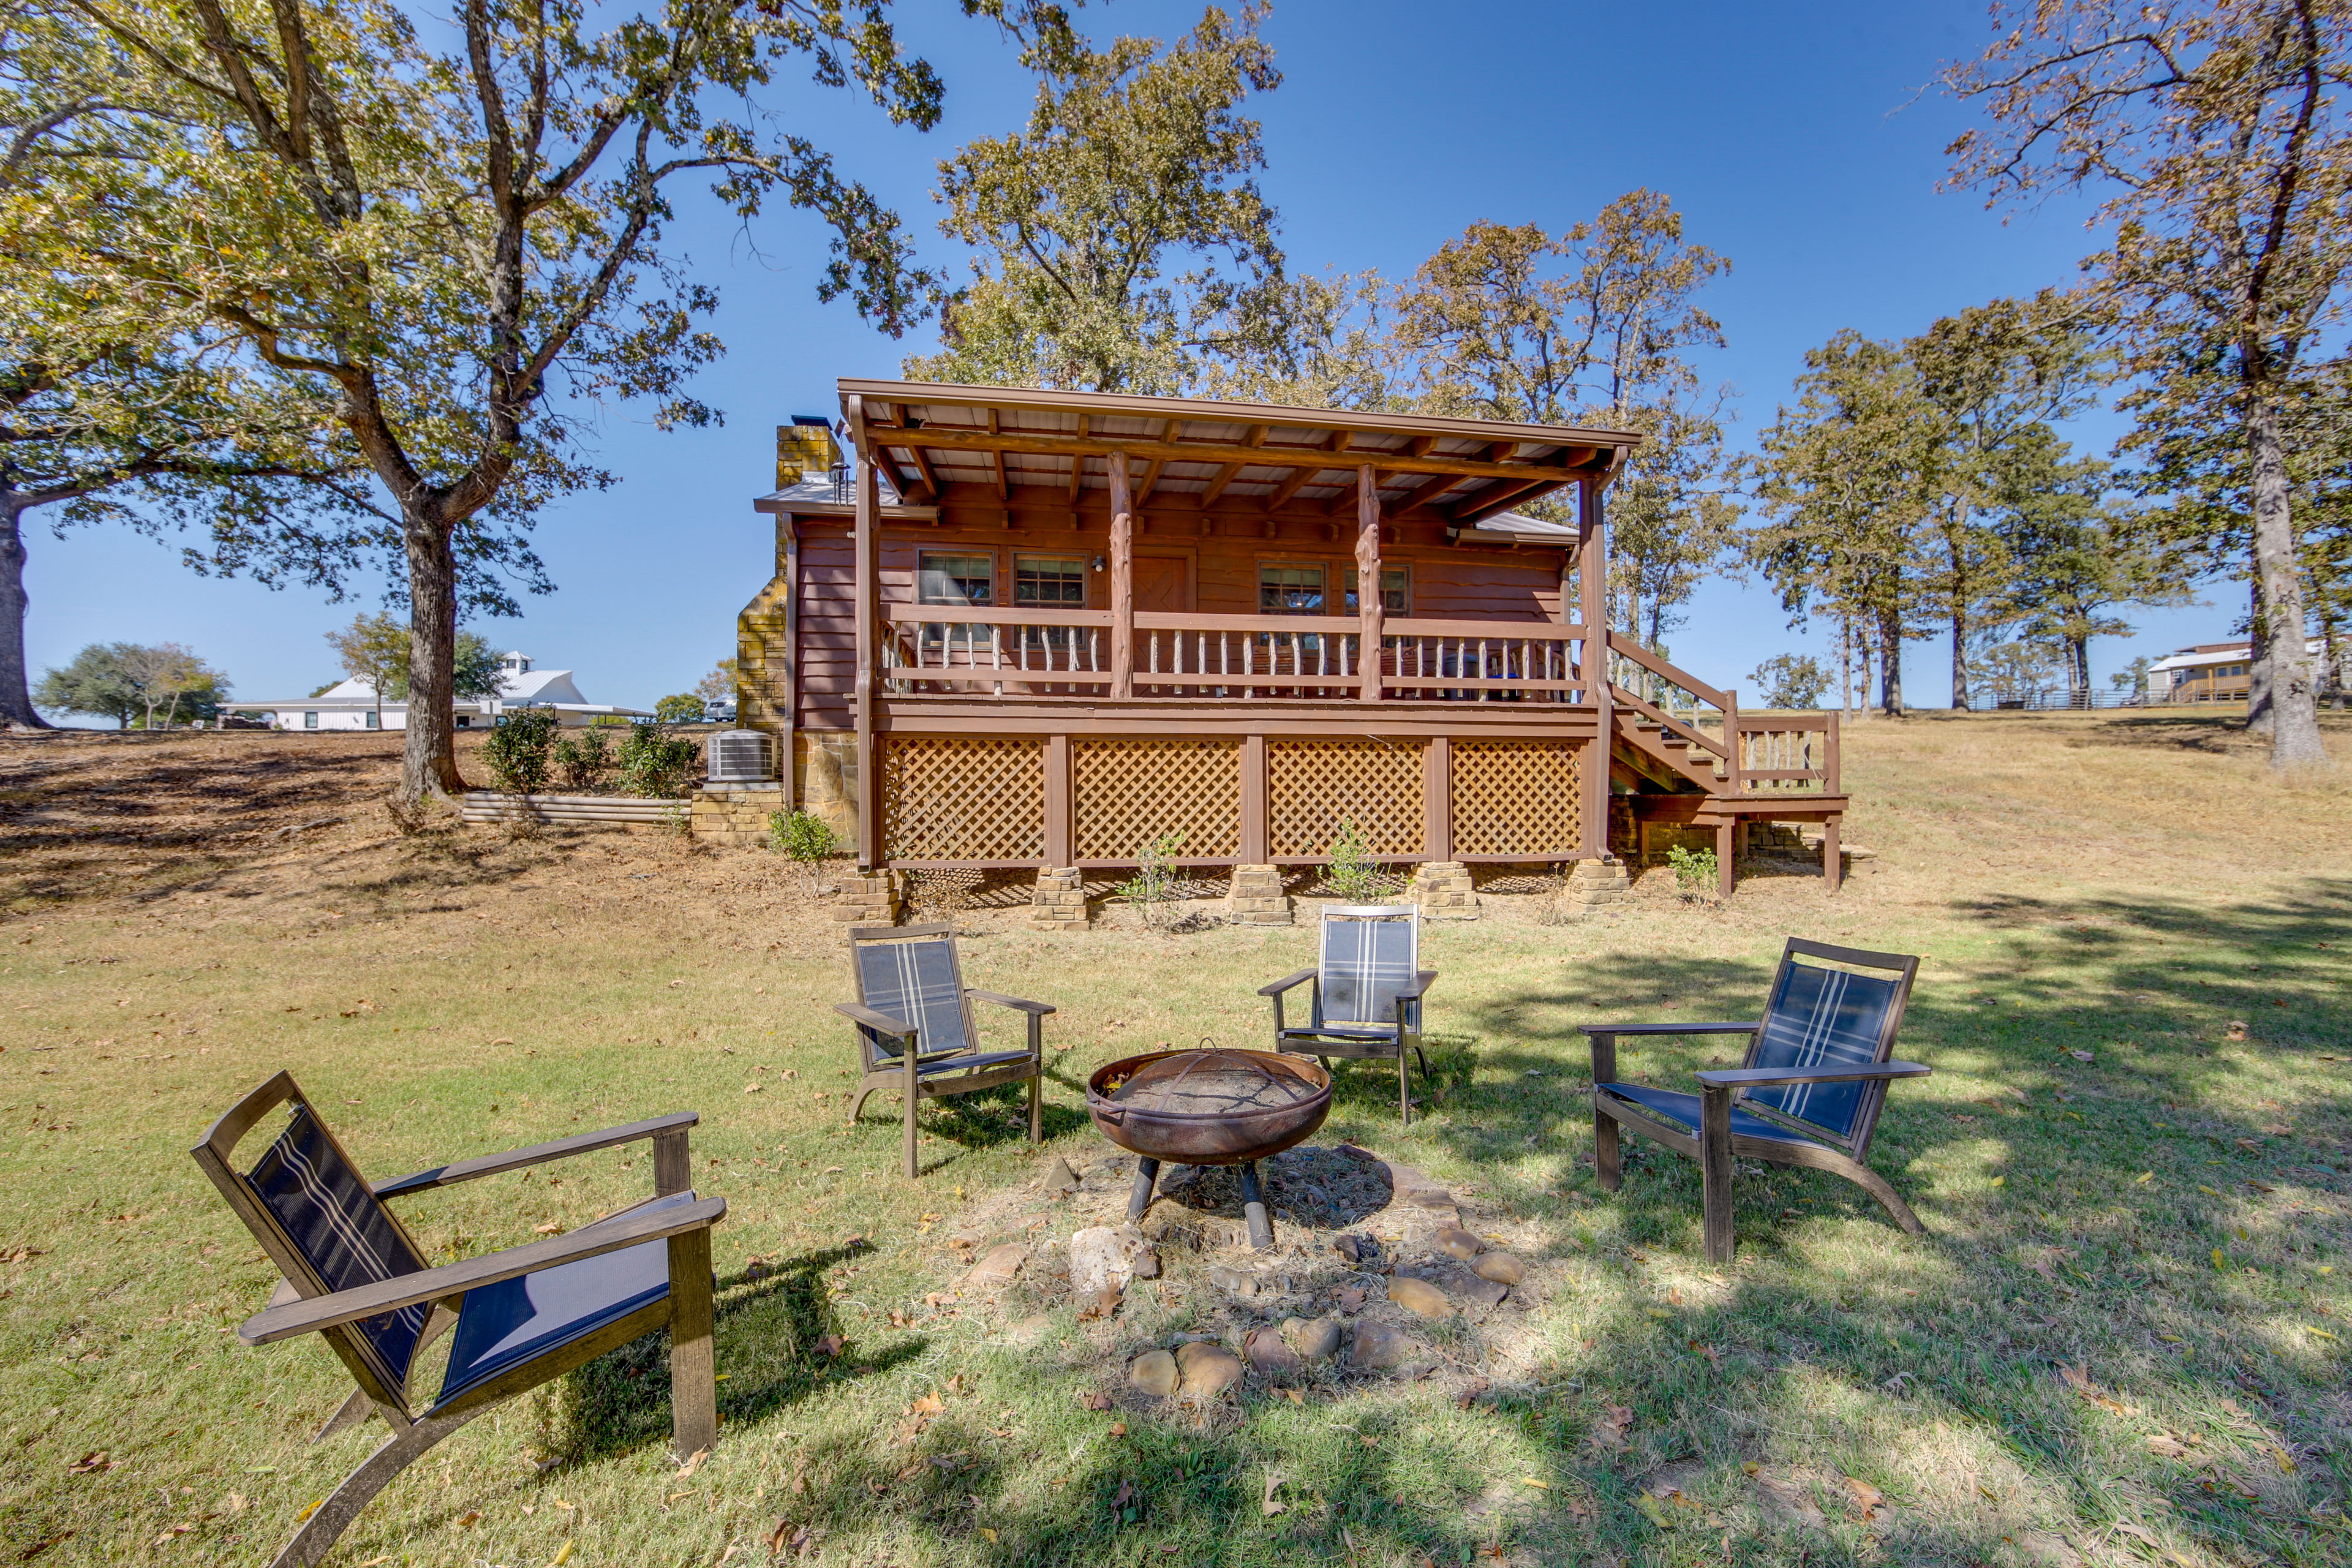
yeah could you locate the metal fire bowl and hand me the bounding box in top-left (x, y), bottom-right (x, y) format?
top-left (1086, 1049), bottom-right (1332, 1166)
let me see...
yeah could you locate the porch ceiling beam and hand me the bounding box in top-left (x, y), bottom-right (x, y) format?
top-left (1438, 477), bottom-right (1571, 529)
top-left (1194, 423), bottom-right (1266, 509)
top-left (896, 441), bottom-right (940, 499)
top-left (985, 409), bottom-right (1008, 500)
top-left (1066, 413), bottom-right (1088, 503)
top-left (862, 423), bottom-right (1597, 484)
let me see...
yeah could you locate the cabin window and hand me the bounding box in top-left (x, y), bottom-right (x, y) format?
top-left (1014, 556), bottom-right (1087, 608)
top-left (1343, 566), bottom-right (1409, 615)
top-left (364, 710), bottom-right (380, 729)
top-left (1259, 562), bottom-right (1325, 615)
top-left (918, 552), bottom-right (994, 608)
top-left (303, 711), bottom-right (318, 729)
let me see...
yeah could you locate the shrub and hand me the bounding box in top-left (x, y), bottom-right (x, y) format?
top-left (617, 722), bottom-right (700, 799)
top-left (654, 693), bottom-right (705, 725)
top-left (482, 707), bottom-right (559, 794)
top-left (1665, 843), bottom-right (1719, 902)
top-left (1115, 830), bottom-right (1186, 930)
top-left (768, 809), bottom-right (840, 864)
top-left (552, 728), bottom-right (614, 792)
top-left (1322, 819), bottom-right (1384, 902)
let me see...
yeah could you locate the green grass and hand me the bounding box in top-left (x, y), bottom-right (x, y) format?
top-left (0, 715), bottom-right (2347, 1567)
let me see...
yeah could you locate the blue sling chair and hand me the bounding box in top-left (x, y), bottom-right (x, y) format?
top-left (1581, 938), bottom-right (1931, 1262)
top-left (837, 923), bottom-right (1054, 1179)
top-left (1262, 904), bottom-right (1438, 1125)
top-left (192, 1072), bottom-right (725, 1568)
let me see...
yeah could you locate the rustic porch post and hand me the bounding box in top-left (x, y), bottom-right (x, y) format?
top-left (850, 394), bottom-right (880, 870)
top-left (1238, 733), bottom-right (1268, 864)
top-left (1108, 450), bottom-right (1134, 698)
top-left (1043, 733), bottom-right (1072, 869)
top-left (1423, 735), bottom-right (1452, 861)
top-left (1578, 472), bottom-right (1611, 860)
top-left (1357, 463), bottom-right (1384, 702)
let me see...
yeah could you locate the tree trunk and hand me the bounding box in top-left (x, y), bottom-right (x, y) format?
top-left (2068, 635), bottom-right (2090, 706)
top-left (0, 496), bottom-right (50, 729)
top-left (2245, 573), bottom-right (2273, 737)
top-left (1950, 607), bottom-right (1970, 710)
top-left (399, 511), bottom-right (469, 801)
top-left (1878, 603), bottom-right (1905, 718)
top-left (2244, 394), bottom-right (2331, 769)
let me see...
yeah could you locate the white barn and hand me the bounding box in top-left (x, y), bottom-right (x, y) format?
top-left (239, 652), bottom-right (652, 731)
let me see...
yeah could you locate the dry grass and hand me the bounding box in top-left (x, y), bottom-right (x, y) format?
top-left (0, 714), bottom-right (2346, 1567)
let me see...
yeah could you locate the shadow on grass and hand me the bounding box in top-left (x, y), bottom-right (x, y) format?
top-left (546, 1241), bottom-right (924, 1468)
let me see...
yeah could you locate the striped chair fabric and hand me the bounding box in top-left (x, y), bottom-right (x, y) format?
top-left (1314, 909), bottom-right (1421, 1036)
top-left (1738, 961), bottom-right (1902, 1140)
top-left (245, 1103), bottom-right (429, 1386)
top-left (852, 937), bottom-right (972, 1060)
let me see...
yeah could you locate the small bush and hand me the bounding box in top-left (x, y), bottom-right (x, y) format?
top-left (552, 728), bottom-right (614, 792)
top-left (768, 809), bottom-right (840, 864)
top-left (1115, 830), bottom-right (1186, 931)
top-left (1322, 819), bottom-right (1385, 903)
top-left (655, 693), bottom-right (704, 725)
top-left (482, 707), bottom-right (559, 795)
top-left (617, 722), bottom-right (700, 799)
top-left (1665, 843), bottom-right (1719, 901)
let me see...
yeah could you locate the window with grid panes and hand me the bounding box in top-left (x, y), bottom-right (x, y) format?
top-left (1343, 566), bottom-right (1408, 614)
top-left (1016, 554), bottom-right (1088, 657)
top-left (1258, 562), bottom-right (1325, 614)
top-left (916, 552), bottom-right (991, 656)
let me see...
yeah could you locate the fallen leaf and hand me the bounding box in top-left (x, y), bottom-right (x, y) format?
top-left (1078, 1390), bottom-right (1114, 1412)
top-left (1632, 1490), bottom-right (1676, 1529)
top-left (1109, 1422), bottom-right (1128, 1438)
top-left (815, 1333), bottom-right (845, 1359)
top-left (1111, 1478), bottom-right (1133, 1510)
top-left (1589, 1404), bottom-right (1632, 1451)
top-left (533, 1222), bottom-right (564, 1235)
top-left (676, 1447), bottom-right (709, 1479)
top-left (1842, 1475), bottom-right (1886, 1521)
top-left (909, 1393), bottom-right (944, 1418)
top-left (2134, 1171), bottom-right (2154, 1184)
top-left (1280, 1387), bottom-right (1304, 1406)
top-left (2271, 1444), bottom-right (2297, 1474)
top-left (2146, 1434), bottom-right (2190, 1458)
top-left (1520, 1476), bottom-right (1551, 1490)
top-left (978, 1526), bottom-right (998, 1542)
top-left (548, 1542), bottom-right (573, 1566)
top-left (456, 1511), bottom-right (481, 1529)
top-left (1261, 1470), bottom-right (1287, 1517)
top-left (66, 1452), bottom-right (110, 1476)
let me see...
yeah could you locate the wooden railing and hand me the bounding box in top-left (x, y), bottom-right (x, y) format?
top-left (876, 608), bottom-right (1838, 792)
top-left (1732, 714), bottom-right (1841, 794)
top-left (882, 606), bottom-right (1112, 695)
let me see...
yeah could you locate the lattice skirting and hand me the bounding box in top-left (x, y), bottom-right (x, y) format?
top-left (1268, 739), bottom-right (1424, 858)
top-left (1074, 737), bottom-right (1242, 861)
top-left (880, 737), bottom-right (1044, 862)
top-left (1450, 739), bottom-right (1583, 858)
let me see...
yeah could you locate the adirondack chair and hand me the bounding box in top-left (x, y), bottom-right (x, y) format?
top-left (837, 922), bottom-right (1054, 1178)
top-left (1581, 938), bottom-right (1931, 1262)
top-left (192, 1072), bottom-right (725, 1568)
top-left (1262, 903), bottom-right (1437, 1124)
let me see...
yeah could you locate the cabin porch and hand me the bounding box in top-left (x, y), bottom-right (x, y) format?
top-left (731, 382), bottom-right (1847, 905)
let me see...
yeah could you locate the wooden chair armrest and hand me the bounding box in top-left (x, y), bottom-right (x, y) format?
top-left (835, 1001), bottom-right (916, 1037)
top-left (374, 1112), bottom-right (700, 1200)
top-left (1578, 1022), bottom-right (1762, 1038)
top-left (240, 1196), bottom-right (726, 1346)
top-left (967, 989), bottom-right (1056, 1016)
top-left (1695, 1061), bottom-right (1930, 1088)
top-left (1396, 969), bottom-right (1438, 1000)
top-left (1257, 968), bottom-right (1317, 998)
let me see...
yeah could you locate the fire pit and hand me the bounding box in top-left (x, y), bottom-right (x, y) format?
top-left (1086, 1047), bottom-right (1332, 1251)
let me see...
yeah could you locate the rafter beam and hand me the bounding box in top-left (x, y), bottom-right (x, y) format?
top-left (865, 423), bottom-right (1594, 485)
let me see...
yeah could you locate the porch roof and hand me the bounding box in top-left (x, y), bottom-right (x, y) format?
top-left (834, 379), bottom-right (1639, 535)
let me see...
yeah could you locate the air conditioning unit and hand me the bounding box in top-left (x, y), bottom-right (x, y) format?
top-left (706, 729), bottom-right (777, 785)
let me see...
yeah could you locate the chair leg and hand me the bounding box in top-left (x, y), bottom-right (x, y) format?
top-left (1700, 1084), bottom-right (1735, 1264)
top-left (1835, 1159), bottom-right (1925, 1235)
top-left (845, 1087), bottom-right (873, 1125)
top-left (1027, 1068), bottom-right (1042, 1145)
top-left (266, 1405), bottom-right (484, 1568)
top-left (311, 1387), bottom-right (373, 1445)
top-left (666, 1225), bottom-right (718, 1464)
top-left (903, 1051), bottom-right (921, 1180)
top-left (1397, 1047), bottom-right (1411, 1127)
top-left (1594, 1101), bottom-right (1622, 1193)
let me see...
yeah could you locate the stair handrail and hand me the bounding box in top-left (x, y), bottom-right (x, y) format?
top-left (1605, 631), bottom-right (1732, 711)
top-left (1609, 683), bottom-right (1728, 761)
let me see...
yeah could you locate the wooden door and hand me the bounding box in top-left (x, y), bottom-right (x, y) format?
top-left (1134, 555), bottom-right (1189, 614)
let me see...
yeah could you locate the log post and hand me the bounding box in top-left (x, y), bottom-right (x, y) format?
top-left (1109, 450), bottom-right (1134, 698)
top-left (1239, 733), bottom-right (1268, 864)
top-left (850, 394), bottom-right (880, 870)
top-left (1578, 473), bottom-right (1611, 861)
top-left (1043, 733), bottom-right (1072, 869)
top-left (1357, 464), bottom-right (1384, 701)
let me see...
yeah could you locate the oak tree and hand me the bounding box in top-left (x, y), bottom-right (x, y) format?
top-left (1944, 0), bottom-right (2347, 767)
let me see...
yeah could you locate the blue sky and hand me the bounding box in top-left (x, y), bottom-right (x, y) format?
top-left (27, 0), bottom-right (2229, 714)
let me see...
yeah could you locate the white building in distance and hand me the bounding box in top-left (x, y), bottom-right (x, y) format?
top-left (240, 652), bottom-right (652, 731)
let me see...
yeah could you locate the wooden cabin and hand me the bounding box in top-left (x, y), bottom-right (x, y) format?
top-left (731, 381), bottom-right (1846, 902)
